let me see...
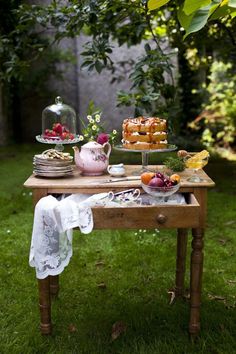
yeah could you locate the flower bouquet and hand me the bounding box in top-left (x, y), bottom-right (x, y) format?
top-left (78, 111), bottom-right (117, 145)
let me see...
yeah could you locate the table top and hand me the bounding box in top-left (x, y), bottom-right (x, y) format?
top-left (24, 165), bottom-right (215, 193)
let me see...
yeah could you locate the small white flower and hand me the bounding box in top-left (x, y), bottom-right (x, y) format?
top-left (79, 135), bottom-right (84, 141)
top-left (89, 118), bottom-right (94, 123)
top-left (95, 116), bottom-right (100, 123)
top-left (95, 114), bottom-right (100, 120)
top-left (7, 230), bottom-right (11, 234)
top-left (92, 125), bottom-right (97, 131)
top-left (180, 27), bottom-right (185, 32)
top-left (22, 192), bottom-right (26, 196)
top-left (172, 29), bottom-right (177, 34)
top-left (113, 129), bottom-right (117, 134)
top-left (87, 115), bottom-right (92, 120)
top-left (174, 47), bottom-right (179, 52)
top-left (134, 232), bottom-right (138, 236)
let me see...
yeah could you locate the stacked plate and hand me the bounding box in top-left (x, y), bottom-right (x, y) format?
top-left (33, 150), bottom-right (74, 178)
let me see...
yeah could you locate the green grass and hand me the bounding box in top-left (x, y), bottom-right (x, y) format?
top-left (0, 144), bottom-right (236, 354)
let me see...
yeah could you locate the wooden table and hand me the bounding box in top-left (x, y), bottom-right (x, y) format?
top-left (24, 165), bottom-right (215, 338)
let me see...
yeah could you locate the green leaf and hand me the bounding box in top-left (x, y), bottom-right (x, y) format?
top-left (230, 9), bottom-right (236, 16)
top-left (177, 5), bottom-right (194, 29)
top-left (147, 0), bottom-right (170, 11)
top-left (184, 5), bottom-right (211, 38)
top-left (209, 4), bottom-right (229, 19)
top-left (229, 0), bottom-right (236, 7)
top-left (183, 0), bottom-right (212, 15)
top-left (95, 60), bottom-right (103, 73)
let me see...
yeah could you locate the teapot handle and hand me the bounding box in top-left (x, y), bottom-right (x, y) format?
top-left (103, 142), bottom-right (111, 158)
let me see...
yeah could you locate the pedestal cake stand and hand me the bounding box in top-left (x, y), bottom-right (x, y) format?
top-left (36, 135), bottom-right (81, 151)
top-left (114, 144), bottom-right (177, 175)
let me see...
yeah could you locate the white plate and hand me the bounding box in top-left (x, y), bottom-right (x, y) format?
top-left (33, 164), bottom-right (73, 172)
top-left (33, 170), bottom-right (74, 178)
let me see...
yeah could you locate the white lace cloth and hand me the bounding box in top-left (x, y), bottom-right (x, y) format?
top-left (29, 193), bottom-right (114, 279)
top-left (29, 192), bottom-right (186, 279)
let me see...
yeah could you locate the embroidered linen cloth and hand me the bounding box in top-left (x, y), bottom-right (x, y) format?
top-left (29, 192), bottom-right (186, 279)
top-left (29, 193), bottom-right (113, 279)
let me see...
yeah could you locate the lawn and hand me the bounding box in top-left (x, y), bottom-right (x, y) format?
top-left (0, 144), bottom-right (236, 354)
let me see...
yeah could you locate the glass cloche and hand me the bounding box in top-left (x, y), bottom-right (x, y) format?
top-left (36, 96), bottom-right (80, 150)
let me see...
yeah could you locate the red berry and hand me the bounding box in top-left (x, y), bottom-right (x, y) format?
top-left (44, 129), bottom-right (50, 137)
top-left (61, 132), bottom-right (69, 140)
top-left (53, 123), bottom-right (63, 135)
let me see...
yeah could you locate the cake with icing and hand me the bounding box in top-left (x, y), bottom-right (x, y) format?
top-left (122, 116), bottom-right (167, 150)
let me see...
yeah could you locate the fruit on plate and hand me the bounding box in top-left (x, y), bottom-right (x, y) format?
top-left (43, 122), bottom-right (75, 140)
top-left (141, 171), bottom-right (180, 187)
top-left (170, 173), bottom-right (181, 184)
top-left (140, 172), bottom-right (155, 185)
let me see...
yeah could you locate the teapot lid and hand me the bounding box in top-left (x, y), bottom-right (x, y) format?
top-left (82, 141), bottom-right (103, 149)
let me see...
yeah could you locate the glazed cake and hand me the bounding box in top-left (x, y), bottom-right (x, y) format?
top-left (122, 116), bottom-right (168, 150)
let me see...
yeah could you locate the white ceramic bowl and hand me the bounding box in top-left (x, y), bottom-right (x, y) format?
top-left (141, 182), bottom-right (180, 198)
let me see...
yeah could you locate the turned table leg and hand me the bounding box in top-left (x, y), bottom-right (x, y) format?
top-left (189, 228), bottom-right (204, 338)
top-left (38, 277), bottom-right (52, 335)
top-left (49, 275), bottom-right (60, 299)
top-left (175, 228), bottom-right (188, 297)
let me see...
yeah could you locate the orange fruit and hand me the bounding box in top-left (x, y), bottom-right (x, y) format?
top-left (141, 172), bottom-right (155, 185)
top-left (170, 173), bottom-right (181, 183)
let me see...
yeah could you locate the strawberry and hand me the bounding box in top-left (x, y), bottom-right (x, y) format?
top-left (53, 123), bottom-right (63, 135)
top-left (61, 132), bottom-right (69, 140)
top-left (44, 129), bottom-right (51, 137)
top-left (62, 125), bottom-right (69, 133)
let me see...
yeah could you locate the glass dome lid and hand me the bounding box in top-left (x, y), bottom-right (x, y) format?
top-left (41, 96), bottom-right (77, 140)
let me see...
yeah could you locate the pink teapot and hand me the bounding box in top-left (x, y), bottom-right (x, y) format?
top-left (73, 141), bottom-right (111, 176)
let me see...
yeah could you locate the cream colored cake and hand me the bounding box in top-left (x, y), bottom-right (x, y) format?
top-left (122, 116), bottom-right (168, 150)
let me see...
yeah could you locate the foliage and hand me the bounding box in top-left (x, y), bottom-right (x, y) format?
top-left (189, 61), bottom-right (236, 149)
top-left (117, 43), bottom-right (175, 116)
top-left (148, 0), bottom-right (236, 37)
top-left (163, 156), bottom-right (186, 171)
top-left (2, 0), bottom-right (236, 144)
top-left (0, 0), bottom-right (176, 120)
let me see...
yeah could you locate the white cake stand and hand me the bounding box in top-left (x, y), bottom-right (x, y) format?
top-left (36, 135), bottom-right (81, 151)
top-left (113, 144), bottom-right (177, 175)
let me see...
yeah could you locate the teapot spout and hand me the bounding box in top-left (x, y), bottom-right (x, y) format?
top-left (72, 145), bottom-right (79, 152)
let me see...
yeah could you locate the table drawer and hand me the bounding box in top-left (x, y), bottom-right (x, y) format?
top-left (92, 193), bottom-right (200, 229)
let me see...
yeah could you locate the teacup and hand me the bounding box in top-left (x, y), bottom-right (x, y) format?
top-left (107, 163), bottom-right (126, 177)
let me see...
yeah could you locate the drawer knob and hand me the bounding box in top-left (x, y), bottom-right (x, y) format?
top-left (156, 214), bottom-right (167, 224)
